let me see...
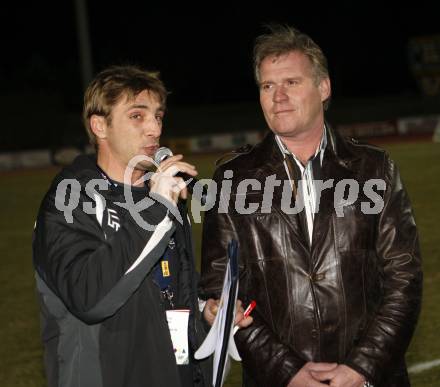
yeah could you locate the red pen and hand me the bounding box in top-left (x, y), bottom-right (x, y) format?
top-left (243, 300), bottom-right (256, 318)
top-left (233, 300), bottom-right (256, 334)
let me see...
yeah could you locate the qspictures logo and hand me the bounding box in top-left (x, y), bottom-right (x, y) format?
top-left (54, 155), bottom-right (386, 231)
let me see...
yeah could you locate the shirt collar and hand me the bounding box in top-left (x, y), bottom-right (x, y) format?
top-left (275, 126), bottom-right (327, 166)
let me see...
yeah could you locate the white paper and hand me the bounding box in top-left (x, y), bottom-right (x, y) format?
top-left (194, 260), bottom-right (241, 386)
top-left (166, 309), bottom-right (190, 365)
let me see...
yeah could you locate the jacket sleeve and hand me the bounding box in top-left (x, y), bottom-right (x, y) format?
top-left (33, 186), bottom-right (175, 324)
top-left (199, 167), bottom-right (305, 386)
top-left (344, 155), bottom-right (423, 384)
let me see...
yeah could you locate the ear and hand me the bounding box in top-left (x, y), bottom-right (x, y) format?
top-left (90, 115), bottom-right (108, 140)
top-left (318, 77), bottom-right (331, 102)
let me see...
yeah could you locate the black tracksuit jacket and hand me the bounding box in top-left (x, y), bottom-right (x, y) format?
top-left (33, 155), bottom-right (211, 387)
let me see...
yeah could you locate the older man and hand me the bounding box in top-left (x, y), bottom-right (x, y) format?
top-left (200, 25), bottom-right (422, 387)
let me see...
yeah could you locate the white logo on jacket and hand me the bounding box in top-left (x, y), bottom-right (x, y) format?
top-left (107, 209), bottom-right (120, 231)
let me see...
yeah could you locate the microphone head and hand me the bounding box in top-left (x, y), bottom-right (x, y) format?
top-left (154, 147), bottom-right (173, 164)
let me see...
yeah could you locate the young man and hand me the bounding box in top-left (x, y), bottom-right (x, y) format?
top-left (33, 65), bottom-right (210, 387)
top-left (201, 25), bottom-right (422, 387)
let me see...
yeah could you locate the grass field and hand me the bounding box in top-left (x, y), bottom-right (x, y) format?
top-left (0, 141), bottom-right (439, 386)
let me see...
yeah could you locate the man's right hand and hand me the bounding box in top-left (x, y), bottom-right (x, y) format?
top-left (287, 362), bottom-right (338, 387)
top-left (203, 298), bottom-right (253, 328)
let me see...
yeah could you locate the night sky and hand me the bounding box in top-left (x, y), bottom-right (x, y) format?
top-left (3, 1), bottom-right (439, 106)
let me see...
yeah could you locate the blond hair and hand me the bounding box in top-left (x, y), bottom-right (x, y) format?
top-left (254, 24), bottom-right (330, 108)
top-left (83, 65), bottom-right (168, 145)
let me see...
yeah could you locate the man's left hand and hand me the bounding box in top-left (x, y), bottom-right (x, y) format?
top-left (310, 364), bottom-right (366, 387)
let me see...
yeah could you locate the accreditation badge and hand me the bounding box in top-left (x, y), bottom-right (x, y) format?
top-left (165, 309), bottom-right (190, 365)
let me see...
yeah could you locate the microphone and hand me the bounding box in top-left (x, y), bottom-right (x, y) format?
top-left (154, 147), bottom-right (208, 205)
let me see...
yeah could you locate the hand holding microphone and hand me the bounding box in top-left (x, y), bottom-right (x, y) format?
top-left (149, 148), bottom-right (198, 205)
top-left (154, 147), bottom-right (208, 205)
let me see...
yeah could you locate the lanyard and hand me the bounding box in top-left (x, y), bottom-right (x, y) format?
top-left (153, 248), bottom-right (172, 290)
top-left (96, 163), bottom-right (119, 188)
top-left (153, 242), bottom-right (175, 307)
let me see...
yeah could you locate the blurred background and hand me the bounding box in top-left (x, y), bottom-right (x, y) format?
top-left (1, 1), bottom-right (439, 386)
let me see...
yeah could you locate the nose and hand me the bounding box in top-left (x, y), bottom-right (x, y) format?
top-left (144, 115), bottom-right (162, 139)
top-left (273, 84), bottom-right (288, 103)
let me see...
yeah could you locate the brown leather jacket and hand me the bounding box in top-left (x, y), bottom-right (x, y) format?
top-left (200, 127), bottom-right (422, 387)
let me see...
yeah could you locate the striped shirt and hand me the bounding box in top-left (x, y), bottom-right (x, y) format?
top-left (275, 127), bottom-right (327, 244)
